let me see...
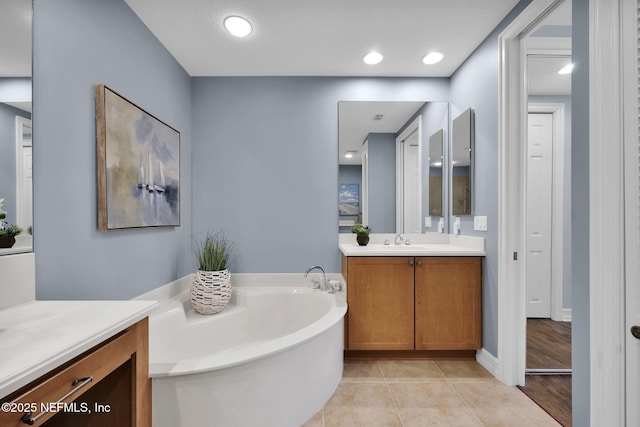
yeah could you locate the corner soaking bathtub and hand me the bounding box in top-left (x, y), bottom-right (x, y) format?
top-left (148, 284), bottom-right (347, 427)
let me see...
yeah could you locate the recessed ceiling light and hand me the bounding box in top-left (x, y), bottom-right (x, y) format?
top-left (422, 51), bottom-right (444, 65)
top-left (224, 16), bottom-right (253, 38)
top-left (558, 63), bottom-right (574, 75)
top-left (363, 52), bottom-right (383, 65)
top-left (345, 151), bottom-right (357, 159)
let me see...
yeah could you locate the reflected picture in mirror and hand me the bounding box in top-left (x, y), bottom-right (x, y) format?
top-left (0, 1), bottom-right (33, 254)
top-left (338, 101), bottom-right (449, 234)
top-left (451, 108), bottom-right (474, 216)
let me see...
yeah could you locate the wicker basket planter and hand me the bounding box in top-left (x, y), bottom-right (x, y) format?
top-left (191, 269), bottom-right (232, 315)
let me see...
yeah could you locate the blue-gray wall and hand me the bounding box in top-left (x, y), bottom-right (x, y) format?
top-left (191, 77), bottom-right (448, 273)
top-left (366, 133), bottom-right (396, 233)
top-left (529, 94), bottom-right (572, 309)
top-left (572, 0), bottom-right (589, 423)
top-left (448, 0), bottom-right (533, 357)
top-left (0, 103), bottom-right (30, 224)
top-left (33, 0), bottom-right (192, 299)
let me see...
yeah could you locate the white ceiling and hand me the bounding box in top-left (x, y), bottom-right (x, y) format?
top-left (124, 0), bottom-right (521, 77)
top-left (338, 101), bottom-right (427, 165)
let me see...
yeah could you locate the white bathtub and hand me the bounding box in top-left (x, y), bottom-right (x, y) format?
top-left (148, 282), bottom-right (347, 427)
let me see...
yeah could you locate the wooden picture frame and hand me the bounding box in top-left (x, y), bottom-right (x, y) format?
top-left (96, 84), bottom-right (180, 230)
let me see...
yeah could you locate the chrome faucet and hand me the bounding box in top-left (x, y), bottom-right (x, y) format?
top-left (395, 234), bottom-right (405, 245)
top-left (304, 265), bottom-right (327, 291)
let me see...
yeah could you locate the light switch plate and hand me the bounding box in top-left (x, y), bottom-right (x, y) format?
top-left (474, 216), bottom-right (488, 231)
top-left (424, 217), bottom-right (432, 228)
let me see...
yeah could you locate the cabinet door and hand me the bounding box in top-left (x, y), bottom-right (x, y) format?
top-left (347, 257), bottom-right (415, 350)
top-left (415, 257), bottom-right (482, 350)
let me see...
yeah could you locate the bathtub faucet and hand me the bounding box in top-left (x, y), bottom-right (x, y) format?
top-left (304, 265), bottom-right (327, 291)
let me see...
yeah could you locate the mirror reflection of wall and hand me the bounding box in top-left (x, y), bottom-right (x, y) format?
top-left (428, 129), bottom-right (444, 217)
top-left (451, 108), bottom-right (474, 216)
top-left (338, 101), bottom-right (449, 234)
top-left (1, 1), bottom-right (33, 254)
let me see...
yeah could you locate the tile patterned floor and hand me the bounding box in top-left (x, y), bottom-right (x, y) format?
top-left (301, 360), bottom-right (560, 427)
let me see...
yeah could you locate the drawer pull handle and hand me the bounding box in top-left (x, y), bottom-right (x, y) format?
top-left (409, 260), bottom-right (414, 266)
top-left (21, 376), bottom-right (93, 425)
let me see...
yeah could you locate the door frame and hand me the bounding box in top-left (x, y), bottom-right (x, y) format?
top-left (499, 0), bottom-right (628, 423)
top-left (527, 104), bottom-right (566, 322)
top-left (396, 116), bottom-right (422, 233)
top-left (497, 0), bottom-right (563, 388)
top-left (623, 0), bottom-right (640, 424)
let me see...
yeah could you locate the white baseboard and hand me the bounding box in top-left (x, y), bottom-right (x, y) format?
top-left (561, 308), bottom-right (572, 322)
top-left (476, 348), bottom-right (499, 378)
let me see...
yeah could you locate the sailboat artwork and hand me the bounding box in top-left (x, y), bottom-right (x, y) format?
top-left (97, 84), bottom-right (180, 230)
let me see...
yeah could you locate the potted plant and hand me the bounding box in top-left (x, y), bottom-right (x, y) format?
top-left (351, 223), bottom-right (371, 246)
top-left (0, 224), bottom-right (22, 249)
top-left (0, 199), bottom-right (22, 249)
top-left (191, 232), bottom-right (233, 315)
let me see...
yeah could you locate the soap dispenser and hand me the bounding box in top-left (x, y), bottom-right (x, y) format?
top-left (453, 217), bottom-right (461, 235)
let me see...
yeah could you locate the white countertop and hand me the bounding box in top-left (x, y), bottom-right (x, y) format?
top-left (0, 300), bottom-right (157, 398)
top-left (339, 233), bottom-right (486, 257)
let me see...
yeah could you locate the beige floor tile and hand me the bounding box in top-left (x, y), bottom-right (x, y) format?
top-left (378, 360), bottom-right (447, 383)
top-left (435, 360), bottom-right (497, 383)
top-left (454, 382), bottom-right (561, 427)
top-left (342, 360), bottom-right (384, 382)
top-left (300, 409), bottom-right (323, 427)
top-left (323, 381), bottom-right (402, 427)
top-left (388, 382), bottom-right (483, 426)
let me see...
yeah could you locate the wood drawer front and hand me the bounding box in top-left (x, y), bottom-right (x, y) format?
top-left (0, 328), bottom-right (136, 427)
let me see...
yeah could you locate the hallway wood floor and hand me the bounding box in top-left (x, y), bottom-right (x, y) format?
top-left (517, 319), bottom-right (572, 426)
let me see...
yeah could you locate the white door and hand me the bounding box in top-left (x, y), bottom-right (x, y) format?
top-left (16, 117), bottom-right (33, 230)
top-left (361, 141), bottom-right (369, 226)
top-left (525, 113), bottom-right (553, 318)
top-left (403, 130), bottom-right (421, 234)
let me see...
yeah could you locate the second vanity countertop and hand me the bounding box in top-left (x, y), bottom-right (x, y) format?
top-left (0, 300), bottom-right (157, 398)
top-left (339, 233), bottom-right (486, 257)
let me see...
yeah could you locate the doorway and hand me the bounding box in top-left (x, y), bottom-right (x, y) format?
top-left (395, 116), bottom-right (422, 234)
top-left (15, 116), bottom-right (32, 231)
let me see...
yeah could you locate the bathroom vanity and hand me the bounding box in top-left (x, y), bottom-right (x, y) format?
top-left (340, 234), bottom-right (485, 358)
top-left (0, 301), bottom-right (156, 426)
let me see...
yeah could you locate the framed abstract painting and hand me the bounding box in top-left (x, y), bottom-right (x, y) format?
top-left (96, 84), bottom-right (180, 230)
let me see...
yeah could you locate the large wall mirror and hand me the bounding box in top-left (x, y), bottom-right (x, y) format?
top-left (338, 101), bottom-right (449, 234)
top-left (451, 108), bottom-right (474, 216)
top-left (0, 1), bottom-right (33, 254)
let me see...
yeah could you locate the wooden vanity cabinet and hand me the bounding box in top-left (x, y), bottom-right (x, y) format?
top-left (0, 318), bottom-right (150, 427)
top-left (344, 255), bottom-right (482, 353)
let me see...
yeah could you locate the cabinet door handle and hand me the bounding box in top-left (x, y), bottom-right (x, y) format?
top-left (417, 261), bottom-right (423, 267)
top-left (21, 376), bottom-right (93, 425)
top-left (409, 260), bottom-right (414, 266)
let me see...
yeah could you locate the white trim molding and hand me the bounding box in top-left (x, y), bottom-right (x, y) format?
top-left (589, 0), bottom-right (626, 424)
top-left (497, 0), bottom-right (564, 387)
top-left (476, 348), bottom-right (499, 378)
top-left (622, 0), bottom-right (640, 424)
